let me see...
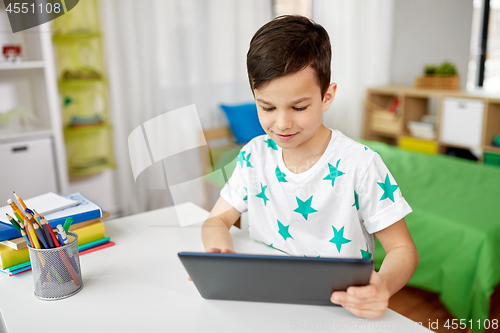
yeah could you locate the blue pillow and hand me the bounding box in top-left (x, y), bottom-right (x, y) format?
top-left (220, 103), bottom-right (266, 144)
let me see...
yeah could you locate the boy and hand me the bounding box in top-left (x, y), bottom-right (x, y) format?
top-left (201, 15), bottom-right (418, 319)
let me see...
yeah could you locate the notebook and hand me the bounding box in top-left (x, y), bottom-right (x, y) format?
top-left (178, 252), bottom-right (373, 306)
top-left (0, 192), bottom-right (78, 225)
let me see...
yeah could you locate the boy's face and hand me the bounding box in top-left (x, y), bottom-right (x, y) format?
top-left (254, 66), bottom-right (336, 152)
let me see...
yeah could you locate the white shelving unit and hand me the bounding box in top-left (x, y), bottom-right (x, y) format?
top-left (0, 4), bottom-right (69, 199)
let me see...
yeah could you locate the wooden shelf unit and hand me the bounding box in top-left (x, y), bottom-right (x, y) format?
top-left (363, 86), bottom-right (500, 165)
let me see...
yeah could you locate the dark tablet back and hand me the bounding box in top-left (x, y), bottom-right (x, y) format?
top-left (178, 252), bottom-right (373, 306)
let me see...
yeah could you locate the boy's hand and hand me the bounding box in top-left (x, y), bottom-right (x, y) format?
top-left (187, 248), bottom-right (236, 281)
top-left (206, 248), bottom-right (236, 254)
top-left (330, 271), bottom-right (390, 319)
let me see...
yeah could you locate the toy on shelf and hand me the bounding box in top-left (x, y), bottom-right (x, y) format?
top-left (2, 45), bottom-right (22, 62)
top-left (492, 134), bottom-right (500, 147)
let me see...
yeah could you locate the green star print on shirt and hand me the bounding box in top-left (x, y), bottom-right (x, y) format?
top-left (237, 151), bottom-right (253, 168)
top-left (277, 220), bottom-right (293, 241)
top-left (294, 195), bottom-right (318, 220)
top-left (323, 159), bottom-right (345, 187)
top-left (255, 183), bottom-right (270, 206)
top-left (352, 190), bottom-right (359, 210)
top-left (275, 166), bottom-right (288, 182)
top-left (378, 174), bottom-right (398, 202)
top-left (360, 243), bottom-right (372, 259)
top-left (329, 226), bottom-right (351, 252)
top-left (264, 138), bottom-right (278, 150)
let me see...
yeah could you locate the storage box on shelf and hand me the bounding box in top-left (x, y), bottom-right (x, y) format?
top-left (59, 79), bottom-right (108, 128)
top-left (64, 124), bottom-right (115, 176)
top-left (363, 86), bottom-right (500, 164)
top-left (52, 0), bottom-right (115, 177)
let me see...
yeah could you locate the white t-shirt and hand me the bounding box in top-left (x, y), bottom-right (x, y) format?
top-left (220, 129), bottom-right (412, 259)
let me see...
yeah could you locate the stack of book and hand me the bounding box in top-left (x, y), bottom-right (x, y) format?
top-left (0, 192), bottom-right (114, 276)
top-left (407, 121), bottom-right (436, 139)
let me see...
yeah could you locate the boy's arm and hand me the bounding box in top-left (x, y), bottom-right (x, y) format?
top-left (201, 196), bottom-right (241, 252)
top-left (331, 218), bottom-right (418, 318)
top-left (372, 218), bottom-right (419, 296)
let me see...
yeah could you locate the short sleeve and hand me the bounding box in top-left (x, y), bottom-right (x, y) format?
top-left (356, 153), bottom-right (412, 234)
top-left (220, 146), bottom-right (250, 213)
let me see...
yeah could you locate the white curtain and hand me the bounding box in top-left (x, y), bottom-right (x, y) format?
top-left (312, 0), bottom-right (395, 139)
top-left (100, 0), bottom-right (272, 216)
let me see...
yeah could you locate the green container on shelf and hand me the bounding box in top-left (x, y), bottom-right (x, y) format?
top-left (53, 35), bottom-right (105, 81)
top-left (51, 0), bottom-right (101, 35)
top-left (64, 124), bottom-right (116, 176)
top-left (484, 152), bottom-right (500, 167)
top-left (59, 79), bottom-right (108, 128)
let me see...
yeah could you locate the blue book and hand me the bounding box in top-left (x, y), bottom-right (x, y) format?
top-left (0, 193), bottom-right (103, 242)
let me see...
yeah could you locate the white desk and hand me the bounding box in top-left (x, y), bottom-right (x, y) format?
top-left (0, 203), bottom-right (430, 333)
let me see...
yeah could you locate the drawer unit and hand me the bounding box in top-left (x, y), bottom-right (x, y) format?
top-left (0, 137), bottom-right (58, 203)
top-left (440, 98), bottom-right (484, 148)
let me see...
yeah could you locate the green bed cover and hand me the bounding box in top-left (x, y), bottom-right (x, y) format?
top-left (204, 140), bottom-right (500, 331)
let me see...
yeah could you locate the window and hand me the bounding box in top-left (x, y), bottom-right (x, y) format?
top-left (468, 0), bottom-right (500, 91)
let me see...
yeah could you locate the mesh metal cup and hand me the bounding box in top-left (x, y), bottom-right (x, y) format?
top-left (28, 231), bottom-right (83, 300)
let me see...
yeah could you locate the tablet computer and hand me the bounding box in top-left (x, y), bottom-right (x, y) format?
top-left (178, 252), bottom-right (373, 306)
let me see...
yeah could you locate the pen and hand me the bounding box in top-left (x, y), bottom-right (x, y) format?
top-left (57, 225), bottom-right (68, 245)
top-left (63, 217), bottom-right (73, 233)
top-left (25, 208), bottom-right (42, 228)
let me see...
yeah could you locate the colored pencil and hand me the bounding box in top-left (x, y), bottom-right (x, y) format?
top-left (50, 266), bottom-right (64, 284)
top-left (13, 191), bottom-right (28, 210)
top-left (25, 218), bottom-right (40, 249)
top-left (7, 199), bottom-right (25, 221)
top-left (39, 214), bottom-right (60, 247)
top-left (33, 211), bottom-right (54, 248)
top-left (33, 223), bottom-right (49, 249)
top-left (8, 214), bottom-right (32, 248)
top-left (5, 213), bottom-right (21, 233)
top-left (19, 218), bottom-right (35, 249)
top-left (59, 251), bottom-right (81, 287)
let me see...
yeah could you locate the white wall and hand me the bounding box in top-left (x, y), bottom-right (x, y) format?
top-left (390, 0), bottom-right (474, 89)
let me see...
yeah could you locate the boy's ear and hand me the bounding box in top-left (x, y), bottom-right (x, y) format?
top-left (322, 83), bottom-right (337, 111)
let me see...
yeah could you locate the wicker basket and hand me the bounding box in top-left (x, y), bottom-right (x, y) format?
top-left (414, 75), bottom-right (460, 90)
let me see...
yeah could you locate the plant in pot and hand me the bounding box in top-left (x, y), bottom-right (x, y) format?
top-left (415, 61), bottom-right (460, 90)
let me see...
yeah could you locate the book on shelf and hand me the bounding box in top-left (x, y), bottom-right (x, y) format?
top-left (0, 221), bottom-right (106, 270)
top-left (0, 192), bottom-right (103, 242)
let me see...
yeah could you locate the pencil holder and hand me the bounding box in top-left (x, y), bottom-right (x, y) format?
top-left (28, 232), bottom-right (83, 300)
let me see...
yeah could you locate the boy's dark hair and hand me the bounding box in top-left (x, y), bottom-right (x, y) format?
top-left (247, 15), bottom-right (331, 98)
